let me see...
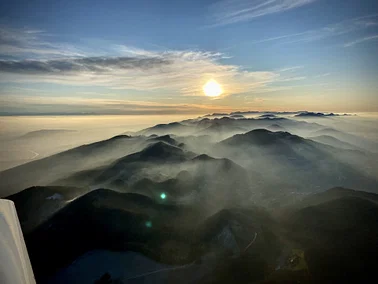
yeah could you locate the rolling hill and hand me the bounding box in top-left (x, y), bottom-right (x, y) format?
top-left (215, 129), bottom-right (378, 194)
top-left (1, 114), bottom-right (378, 283)
top-left (0, 135), bottom-right (148, 197)
top-left (284, 191), bottom-right (378, 283)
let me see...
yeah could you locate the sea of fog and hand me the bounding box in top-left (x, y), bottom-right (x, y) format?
top-left (0, 113), bottom-right (377, 171)
top-left (0, 115), bottom-right (198, 171)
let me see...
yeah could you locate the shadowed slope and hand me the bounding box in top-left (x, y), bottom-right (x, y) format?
top-left (0, 135), bottom-right (146, 197)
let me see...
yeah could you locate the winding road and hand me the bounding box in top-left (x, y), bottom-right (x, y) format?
top-left (243, 232), bottom-right (258, 253)
top-left (124, 261), bottom-right (196, 281)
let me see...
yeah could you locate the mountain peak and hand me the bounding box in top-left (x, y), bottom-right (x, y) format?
top-left (148, 134), bottom-right (178, 146)
top-left (108, 135), bottom-right (132, 141)
top-left (139, 121), bottom-right (193, 136)
top-left (222, 129), bottom-right (303, 146)
top-left (139, 142), bottom-right (186, 161)
top-left (192, 154), bottom-right (215, 161)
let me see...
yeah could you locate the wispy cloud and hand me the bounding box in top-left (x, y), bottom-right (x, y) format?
top-left (314, 73), bottom-right (331, 78)
top-left (0, 56), bottom-right (171, 74)
top-left (0, 26), bottom-right (84, 58)
top-left (249, 14), bottom-right (378, 46)
top-left (0, 28), bottom-right (288, 97)
top-left (0, 95), bottom-right (235, 115)
top-left (277, 76), bottom-right (306, 82)
top-left (209, 0), bottom-right (317, 26)
top-left (0, 24), bottom-right (333, 103)
top-left (250, 31), bottom-right (312, 44)
top-left (344, 34), bottom-right (378, 47)
top-left (278, 66), bottom-right (304, 72)
top-left (0, 50), bottom-right (280, 96)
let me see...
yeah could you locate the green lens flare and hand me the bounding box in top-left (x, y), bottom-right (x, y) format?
top-left (160, 193), bottom-right (166, 199)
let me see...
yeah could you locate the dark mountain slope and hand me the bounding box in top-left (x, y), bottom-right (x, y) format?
top-left (23, 187), bottom-right (283, 284)
top-left (216, 129), bottom-right (378, 194)
top-left (12, 185), bottom-right (378, 284)
top-left (57, 143), bottom-right (258, 214)
top-left (138, 122), bottom-right (194, 136)
top-left (57, 142), bottom-right (196, 188)
top-left (24, 189), bottom-right (203, 282)
top-left (273, 188), bottom-right (378, 283)
top-left (195, 208), bottom-right (282, 284)
top-left (221, 129), bottom-right (304, 146)
top-left (308, 134), bottom-right (362, 150)
top-left (123, 141), bottom-right (191, 162)
top-left (196, 122), bottom-right (248, 140)
top-left (311, 127), bottom-right (378, 152)
top-left (285, 187), bottom-right (378, 212)
top-left (6, 185), bottom-right (88, 234)
top-left (295, 112), bottom-right (332, 118)
top-left (147, 135), bottom-right (180, 146)
top-left (0, 135), bottom-right (147, 196)
top-left (128, 154), bottom-right (258, 214)
top-left (55, 142), bottom-right (195, 188)
top-left (137, 117), bottom-right (324, 140)
top-left (267, 123), bottom-right (286, 131)
top-left (286, 197), bottom-right (378, 283)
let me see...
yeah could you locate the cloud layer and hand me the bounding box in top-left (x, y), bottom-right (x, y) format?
top-left (0, 34), bottom-right (283, 96)
top-left (209, 0), bottom-right (316, 26)
top-left (0, 95), bottom-right (233, 115)
top-left (250, 14), bottom-right (378, 46)
top-left (344, 34), bottom-right (378, 47)
top-left (0, 57), bottom-right (171, 74)
top-left (0, 27), bottom-right (83, 58)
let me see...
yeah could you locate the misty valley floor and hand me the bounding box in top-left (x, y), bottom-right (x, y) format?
top-left (1, 112), bottom-right (378, 283)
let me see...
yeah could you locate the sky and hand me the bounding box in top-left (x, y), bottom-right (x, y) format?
top-left (0, 0), bottom-right (377, 115)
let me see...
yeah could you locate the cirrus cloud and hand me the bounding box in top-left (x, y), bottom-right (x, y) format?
top-left (0, 46), bottom-right (284, 97)
top-left (208, 0), bottom-right (317, 26)
top-left (0, 95), bottom-right (237, 115)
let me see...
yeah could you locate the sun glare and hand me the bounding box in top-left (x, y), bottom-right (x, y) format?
top-left (203, 80), bottom-right (223, 97)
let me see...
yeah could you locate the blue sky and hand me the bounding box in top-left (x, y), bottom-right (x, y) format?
top-left (0, 0), bottom-right (377, 115)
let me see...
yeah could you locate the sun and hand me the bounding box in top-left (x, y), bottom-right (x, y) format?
top-left (203, 79), bottom-right (223, 97)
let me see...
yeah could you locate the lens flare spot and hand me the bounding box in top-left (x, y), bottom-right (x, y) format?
top-left (145, 221), bottom-right (152, 228)
top-left (160, 193), bottom-right (166, 199)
